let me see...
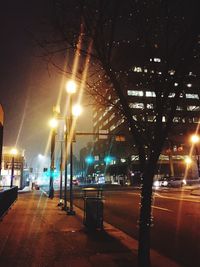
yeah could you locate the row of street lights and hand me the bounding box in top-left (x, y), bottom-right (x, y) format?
top-left (48, 79), bottom-right (82, 215)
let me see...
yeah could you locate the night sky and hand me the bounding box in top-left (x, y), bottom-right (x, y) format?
top-left (0, 1), bottom-right (92, 166)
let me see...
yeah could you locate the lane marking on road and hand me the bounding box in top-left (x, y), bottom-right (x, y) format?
top-left (154, 192), bottom-right (200, 203)
top-left (152, 205), bottom-right (173, 212)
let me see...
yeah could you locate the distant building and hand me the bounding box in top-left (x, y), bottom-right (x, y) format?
top-left (0, 146), bottom-right (25, 188)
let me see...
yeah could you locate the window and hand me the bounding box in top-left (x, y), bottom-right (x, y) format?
top-left (187, 106), bottom-right (199, 111)
top-left (168, 93), bottom-right (175, 98)
top-left (127, 90), bottom-right (143, 96)
top-left (186, 94), bottom-right (199, 99)
top-left (153, 58), bottom-right (161, 62)
top-left (147, 103), bottom-right (153, 109)
top-left (133, 66), bottom-right (142, 72)
top-left (129, 103), bottom-right (144, 109)
top-left (148, 116), bottom-right (156, 122)
top-left (146, 91), bottom-right (156, 97)
top-left (110, 124), bottom-right (116, 131)
top-left (109, 113), bottom-right (115, 121)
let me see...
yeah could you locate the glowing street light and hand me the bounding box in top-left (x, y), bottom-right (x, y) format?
top-left (49, 118), bottom-right (58, 129)
top-left (65, 80), bottom-right (77, 94)
top-left (10, 148), bottom-right (18, 187)
top-left (190, 134), bottom-right (200, 144)
top-left (184, 156), bottom-right (192, 165)
top-left (72, 104), bottom-right (82, 117)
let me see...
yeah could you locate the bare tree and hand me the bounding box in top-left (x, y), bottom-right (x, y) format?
top-left (39, 1), bottom-right (200, 266)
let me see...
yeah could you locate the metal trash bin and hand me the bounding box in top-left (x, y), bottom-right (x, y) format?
top-left (82, 188), bottom-right (103, 230)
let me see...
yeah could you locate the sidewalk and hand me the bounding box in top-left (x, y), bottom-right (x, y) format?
top-left (0, 191), bottom-right (180, 267)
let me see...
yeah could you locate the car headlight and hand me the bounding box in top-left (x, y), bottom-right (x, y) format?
top-left (154, 180), bottom-right (160, 187)
top-left (182, 179), bottom-right (186, 185)
top-left (163, 181), bottom-right (168, 186)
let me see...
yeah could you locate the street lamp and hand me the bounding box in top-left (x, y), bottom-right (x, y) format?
top-left (190, 134), bottom-right (200, 177)
top-left (65, 80), bottom-right (79, 216)
top-left (48, 118), bottom-right (58, 198)
top-left (184, 156), bottom-right (192, 166)
top-left (10, 148), bottom-right (18, 187)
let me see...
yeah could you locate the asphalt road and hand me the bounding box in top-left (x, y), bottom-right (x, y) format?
top-left (70, 187), bottom-right (200, 267)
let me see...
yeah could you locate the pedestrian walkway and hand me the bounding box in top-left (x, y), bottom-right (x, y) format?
top-left (0, 191), bottom-right (181, 267)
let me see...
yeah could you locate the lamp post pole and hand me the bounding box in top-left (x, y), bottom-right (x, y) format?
top-left (62, 127), bottom-right (68, 211)
top-left (67, 95), bottom-right (75, 215)
top-left (194, 145), bottom-right (200, 177)
top-left (58, 141), bottom-right (63, 206)
top-left (10, 148), bottom-right (18, 188)
top-left (10, 156), bottom-right (14, 188)
top-left (49, 128), bottom-right (56, 199)
top-left (190, 134), bottom-right (200, 178)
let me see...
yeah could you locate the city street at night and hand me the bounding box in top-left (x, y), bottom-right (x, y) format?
top-left (72, 186), bottom-right (200, 267)
top-left (1, 1), bottom-right (200, 267)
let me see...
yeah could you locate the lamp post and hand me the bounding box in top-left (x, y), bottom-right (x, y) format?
top-left (10, 148), bottom-right (18, 188)
top-left (65, 80), bottom-right (82, 215)
top-left (190, 134), bottom-right (200, 177)
top-left (49, 118), bottom-right (58, 199)
top-left (58, 140), bottom-right (63, 206)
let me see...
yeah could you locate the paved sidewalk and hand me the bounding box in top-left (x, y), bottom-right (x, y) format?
top-left (0, 191), bottom-right (180, 267)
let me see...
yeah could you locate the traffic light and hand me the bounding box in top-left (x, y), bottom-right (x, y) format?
top-left (104, 155), bottom-right (113, 165)
top-left (85, 155), bottom-right (94, 164)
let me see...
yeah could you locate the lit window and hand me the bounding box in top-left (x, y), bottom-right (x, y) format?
top-left (173, 117), bottom-right (181, 122)
top-left (133, 66), bottom-right (142, 72)
top-left (187, 106), bottom-right (199, 111)
top-left (132, 115), bottom-right (137, 121)
top-left (187, 83), bottom-right (192, 88)
top-left (186, 94), bottom-right (199, 99)
top-left (109, 113), bottom-right (115, 121)
top-left (129, 103), bottom-right (144, 109)
top-left (110, 124), bottom-right (116, 131)
top-left (168, 93), bottom-right (175, 98)
top-left (147, 104), bottom-right (153, 109)
top-left (103, 119), bottom-right (108, 126)
top-left (148, 116), bottom-right (156, 122)
top-left (146, 91), bottom-right (156, 97)
top-left (162, 116), bottom-right (166, 122)
top-left (127, 90), bottom-right (144, 96)
top-left (169, 70), bottom-right (175, 75)
top-left (154, 58), bottom-right (161, 62)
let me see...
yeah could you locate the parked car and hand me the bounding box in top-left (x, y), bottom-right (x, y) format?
top-left (72, 179), bottom-right (79, 186)
top-left (153, 176), bottom-right (186, 188)
top-left (167, 177), bottom-right (186, 187)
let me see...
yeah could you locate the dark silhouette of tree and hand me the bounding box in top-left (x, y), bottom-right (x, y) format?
top-left (38, 1), bottom-right (200, 266)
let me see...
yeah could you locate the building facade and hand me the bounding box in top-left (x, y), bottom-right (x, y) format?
top-left (0, 146), bottom-right (25, 188)
top-left (90, 58), bottom-right (200, 184)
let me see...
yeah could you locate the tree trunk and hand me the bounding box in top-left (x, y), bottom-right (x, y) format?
top-left (138, 156), bottom-right (159, 267)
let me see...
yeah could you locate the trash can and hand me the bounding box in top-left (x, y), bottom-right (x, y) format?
top-left (82, 188), bottom-right (103, 230)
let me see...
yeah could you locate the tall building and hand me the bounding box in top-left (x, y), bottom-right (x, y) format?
top-left (91, 58), bottom-right (200, 183)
